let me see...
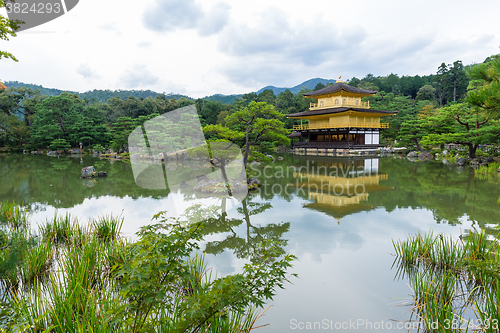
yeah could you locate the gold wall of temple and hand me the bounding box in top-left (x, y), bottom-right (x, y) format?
top-left (292, 112), bottom-right (390, 130)
top-left (309, 117), bottom-right (330, 129)
top-left (309, 192), bottom-right (369, 207)
top-left (311, 93), bottom-right (369, 110)
top-left (294, 172), bottom-right (388, 190)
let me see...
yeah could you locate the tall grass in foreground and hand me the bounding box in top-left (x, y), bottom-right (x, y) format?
top-left (0, 202), bottom-right (295, 332)
top-left (0, 201), bottom-right (28, 230)
top-left (393, 231), bottom-right (500, 332)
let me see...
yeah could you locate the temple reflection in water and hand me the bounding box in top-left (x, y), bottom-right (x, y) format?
top-left (287, 157), bottom-right (392, 223)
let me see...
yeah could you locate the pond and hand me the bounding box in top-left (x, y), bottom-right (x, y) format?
top-left (1, 153), bottom-right (499, 332)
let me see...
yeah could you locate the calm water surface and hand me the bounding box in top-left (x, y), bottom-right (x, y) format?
top-left (1, 153), bottom-right (499, 332)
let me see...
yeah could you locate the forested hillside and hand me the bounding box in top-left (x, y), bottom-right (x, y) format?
top-left (1, 55), bottom-right (498, 160)
top-left (4, 81), bottom-right (190, 102)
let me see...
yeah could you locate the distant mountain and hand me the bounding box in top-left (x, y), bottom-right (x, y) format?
top-left (4, 78), bottom-right (337, 104)
top-left (4, 81), bottom-right (191, 102)
top-left (202, 93), bottom-right (243, 104)
top-left (256, 78), bottom-right (337, 95)
top-left (5, 81), bottom-right (75, 96)
top-left (78, 89), bottom-right (190, 102)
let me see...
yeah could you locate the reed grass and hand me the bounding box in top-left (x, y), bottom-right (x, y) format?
top-left (39, 213), bottom-right (75, 244)
top-left (474, 162), bottom-right (500, 176)
top-left (20, 238), bottom-right (54, 285)
top-left (92, 215), bottom-right (123, 242)
top-left (0, 201), bottom-right (28, 230)
top-left (0, 202), bottom-right (276, 332)
top-left (394, 231), bottom-right (500, 332)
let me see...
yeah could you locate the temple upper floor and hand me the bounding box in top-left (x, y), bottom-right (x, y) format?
top-left (310, 96), bottom-right (369, 110)
top-left (303, 80), bottom-right (377, 110)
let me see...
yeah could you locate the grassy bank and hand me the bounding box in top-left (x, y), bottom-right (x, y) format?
top-left (0, 202), bottom-right (295, 332)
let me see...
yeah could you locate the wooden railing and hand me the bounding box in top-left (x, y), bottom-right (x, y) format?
top-left (293, 122), bottom-right (389, 130)
top-left (310, 101), bottom-right (370, 109)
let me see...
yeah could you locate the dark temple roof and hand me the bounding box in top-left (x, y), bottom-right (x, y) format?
top-left (303, 82), bottom-right (377, 97)
top-left (286, 107), bottom-right (397, 118)
top-left (287, 131), bottom-right (302, 138)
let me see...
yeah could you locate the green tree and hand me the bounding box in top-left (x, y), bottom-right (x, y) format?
top-left (203, 102), bottom-right (289, 180)
top-left (420, 103), bottom-right (500, 158)
top-left (0, 87), bottom-right (44, 127)
top-left (314, 82), bottom-right (326, 91)
top-left (347, 77), bottom-right (361, 87)
top-left (109, 209), bottom-right (295, 332)
top-left (110, 116), bottom-right (135, 152)
top-left (216, 110), bottom-right (231, 125)
top-left (225, 102), bottom-right (289, 179)
top-left (0, 113), bottom-right (29, 149)
top-left (187, 139), bottom-right (241, 183)
top-left (196, 99), bottom-right (228, 125)
top-left (256, 89), bottom-right (276, 105)
top-left (434, 62), bottom-right (449, 106)
top-left (380, 73), bottom-right (400, 95)
top-left (49, 138), bottom-right (70, 151)
top-left (447, 60), bottom-right (468, 102)
top-left (30, 94), bottom-right (84, 148)
top-left (204, 196), bottom-right (290, 261)
top-left (433, 61), bottom-right (469, 106)
top-left (467, 55), bottom-right (500, 114)
top-left (0, 0), bottom-right (21, 61)
top-left (275, 89), bottom-right (299, 129)
top-left (241, 92), bottom-right (258, 104)
top-left (415, 85), bottom-right (436, 101)
top-left (397, 116), bottom-right (426, 150)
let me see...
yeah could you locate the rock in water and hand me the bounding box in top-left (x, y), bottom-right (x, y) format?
top-left (247, 178), bottom-right (261, 189)
top-left (81, 166), bottom-right (96, 178)
top-left (456, 157), bottom-right (467, 166)
top-left (407, 151), bottom-right (418, 158)
top-left (418, 152), bottom-right (433, 160)
top-left (470, 158), bottom-right (481, 167)
top-left (266, 154), bottom-right (275, 162)
top-left (196, 174), bottom-right (209, 183)
top-left (97, 171), bottom-right (107, 177)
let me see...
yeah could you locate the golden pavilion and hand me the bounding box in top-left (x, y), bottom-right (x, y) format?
top-left (286, 78), bottom-right (397, 149)
top-left (288, 158), bottom-right (393, 223)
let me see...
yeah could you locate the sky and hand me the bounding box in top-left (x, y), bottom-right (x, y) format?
top-left (0, 0), bottom-right (499, 98)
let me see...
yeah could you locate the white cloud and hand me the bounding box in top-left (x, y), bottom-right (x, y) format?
top-left (0, 0), bottom-right (500, 97)
top-left (142, 0), bottom-right (230, 37)
top-left (218, 10), bottom-right (367, 65)
top-left (98, 22), bottom-right (119, 31)
top-left (118, 64), bottom-right (159, 88)
top-left (197, 2), bottom-right (231, 37)
top-left (76, 64), bottom-right (101, 80)
top-left (137, 41), bottom-right (152, 48)
top-left (142, 0), bottom-right (202, 32)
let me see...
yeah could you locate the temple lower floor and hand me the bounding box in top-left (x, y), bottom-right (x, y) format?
top-left (290, 129), bottom-right (382, 149)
